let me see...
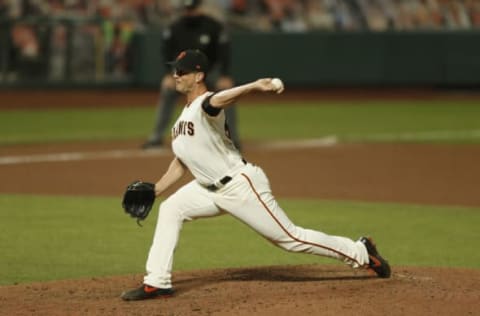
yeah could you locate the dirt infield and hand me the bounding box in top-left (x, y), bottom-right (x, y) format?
top-left (0, 265), bottom-right (479, 316)
top-left (1, 87), bottom-right (480, 109)
top-left (1, 141), bottom-right (480, 207)
top-left (1, 141), bottom-right (480, 315)
top-left (1, 89), bottom-right (480, 315)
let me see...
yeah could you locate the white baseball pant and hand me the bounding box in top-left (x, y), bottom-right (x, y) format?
top-left (144, 163), bottom-right (369, 289)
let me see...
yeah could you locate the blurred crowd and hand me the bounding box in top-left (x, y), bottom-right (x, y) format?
top-left (1, 0), bottom-right (479, 83)
top-left (1, 0), bottom-right (480, 32)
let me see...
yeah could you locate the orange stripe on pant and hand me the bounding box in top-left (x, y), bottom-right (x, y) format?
top-left (240, 172), bottom-right (362, 267)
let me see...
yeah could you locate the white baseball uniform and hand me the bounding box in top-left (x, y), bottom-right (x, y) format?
top-left (143, 91), bottom-right (369, 289)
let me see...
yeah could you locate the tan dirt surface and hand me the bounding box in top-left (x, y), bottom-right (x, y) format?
top-left (1, 87), bottom-right (480, 109)
top-left (1, 141), bottom-right (480, 316)
top-left (1, 141), bottom-right (480, 207)
top-left (1, 265), bottom-right (479, 316)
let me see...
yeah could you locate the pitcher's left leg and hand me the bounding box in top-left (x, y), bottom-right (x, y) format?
top-left (216, 165), bottom-right (369, 268)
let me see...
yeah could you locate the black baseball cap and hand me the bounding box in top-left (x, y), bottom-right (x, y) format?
top-left (167, 49), bottom-right (209, 74)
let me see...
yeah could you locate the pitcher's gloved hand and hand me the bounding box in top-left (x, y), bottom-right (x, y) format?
top-left (122, 181), bottom-right (156, 226)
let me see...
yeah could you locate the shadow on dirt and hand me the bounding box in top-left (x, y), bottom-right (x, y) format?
top-left (174, 264), bottom-right (373, 294)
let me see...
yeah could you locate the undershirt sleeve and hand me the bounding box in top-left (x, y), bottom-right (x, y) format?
top-left (201, 93), bottom-right (222, 117)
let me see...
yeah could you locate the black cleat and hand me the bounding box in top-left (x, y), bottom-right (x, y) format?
top-left (360, 237), bottom-right (391, 278)
top-left (121, 285), bottom-right (174, 301)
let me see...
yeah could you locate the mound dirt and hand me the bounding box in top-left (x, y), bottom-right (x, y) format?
top-left (1, 265), bottom-right (479, 316)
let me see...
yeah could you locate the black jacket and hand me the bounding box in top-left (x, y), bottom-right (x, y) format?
top-left (163, 14), bottom-right (231, 76)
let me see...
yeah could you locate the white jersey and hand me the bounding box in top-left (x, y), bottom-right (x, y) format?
top-left (171, 92), bottom-right (244, 186)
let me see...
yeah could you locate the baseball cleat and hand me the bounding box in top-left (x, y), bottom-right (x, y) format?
top-left (360, 237), bottom-right (391, 278)
top-left (121, 285), bottom-right (174, 301)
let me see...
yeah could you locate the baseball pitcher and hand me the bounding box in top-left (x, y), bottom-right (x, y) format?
top-left (121, 49), bottom-right (391, 301)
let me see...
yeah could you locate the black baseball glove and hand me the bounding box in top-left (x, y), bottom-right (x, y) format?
top-left (122, 180), bottom-right (156, 226)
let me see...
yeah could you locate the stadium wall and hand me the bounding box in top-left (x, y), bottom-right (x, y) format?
top-left (133, 31), bottom-right (480, 88)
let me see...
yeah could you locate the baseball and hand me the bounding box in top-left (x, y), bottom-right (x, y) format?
top-left (271, 78), bottom-right (284, 93)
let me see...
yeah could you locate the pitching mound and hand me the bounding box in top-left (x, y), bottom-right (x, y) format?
top-left (1, 265), bottom-right (478, 316)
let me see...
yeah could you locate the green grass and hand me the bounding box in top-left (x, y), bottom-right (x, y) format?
top-left (1, 194), bottom-right (478, 285)
top-left (1, 99), bottom-right (479, 285)
top-left (0, 107), bottom-right (155, 144)
top-left (1, 100), bottom-right (480, 145)
top-left (244, 101), bottom-right (480, 143)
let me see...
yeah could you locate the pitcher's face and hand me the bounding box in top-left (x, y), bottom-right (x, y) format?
top-left (174, 70), bottom-right (205, 94)
top-left (173, 69), bottom-right (196, 93)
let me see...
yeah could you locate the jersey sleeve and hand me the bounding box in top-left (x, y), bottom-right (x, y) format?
top-left (201, 93), bottom-right (222, 117)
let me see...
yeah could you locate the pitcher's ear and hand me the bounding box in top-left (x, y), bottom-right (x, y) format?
top-left (196, 72), bottom-right (205, 83)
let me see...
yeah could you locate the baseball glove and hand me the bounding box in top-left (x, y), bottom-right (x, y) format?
top-left (122, 180), bottom-right (156, 226)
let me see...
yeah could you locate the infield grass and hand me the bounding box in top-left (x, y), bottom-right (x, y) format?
top-left (1, 194), bottom-right (478, 285)
top-left (1, 100), bottom-right (480, 145)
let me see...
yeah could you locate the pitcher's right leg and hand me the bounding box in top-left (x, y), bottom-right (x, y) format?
top-left (121, 180), bottom-right (221, 300)
top-left (144, 181), bottom-right (222, 289)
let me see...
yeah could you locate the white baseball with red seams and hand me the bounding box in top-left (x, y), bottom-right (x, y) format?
top-left (271, 78), bottom-right (284, 93)
top-left (143, 91), bottom-right (369, 289)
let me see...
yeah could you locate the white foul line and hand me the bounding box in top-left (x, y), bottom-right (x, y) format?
top-left (0, 148), bottom-right (171, 165)
top-left (0, 137), bottom-right (339, 166)
top-left (4, 128), bottom-right (478, 166)
top-left (259, 136), bottom-right (338, 149)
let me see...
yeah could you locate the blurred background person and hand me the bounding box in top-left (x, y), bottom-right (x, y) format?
top-left (142, 0), bottom-right (241, 150)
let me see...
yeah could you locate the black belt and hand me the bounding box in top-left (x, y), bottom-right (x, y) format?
top-left (206, 159), bottom-right (247, 192)
top-left (206, 176), bottom-right (232, 192)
